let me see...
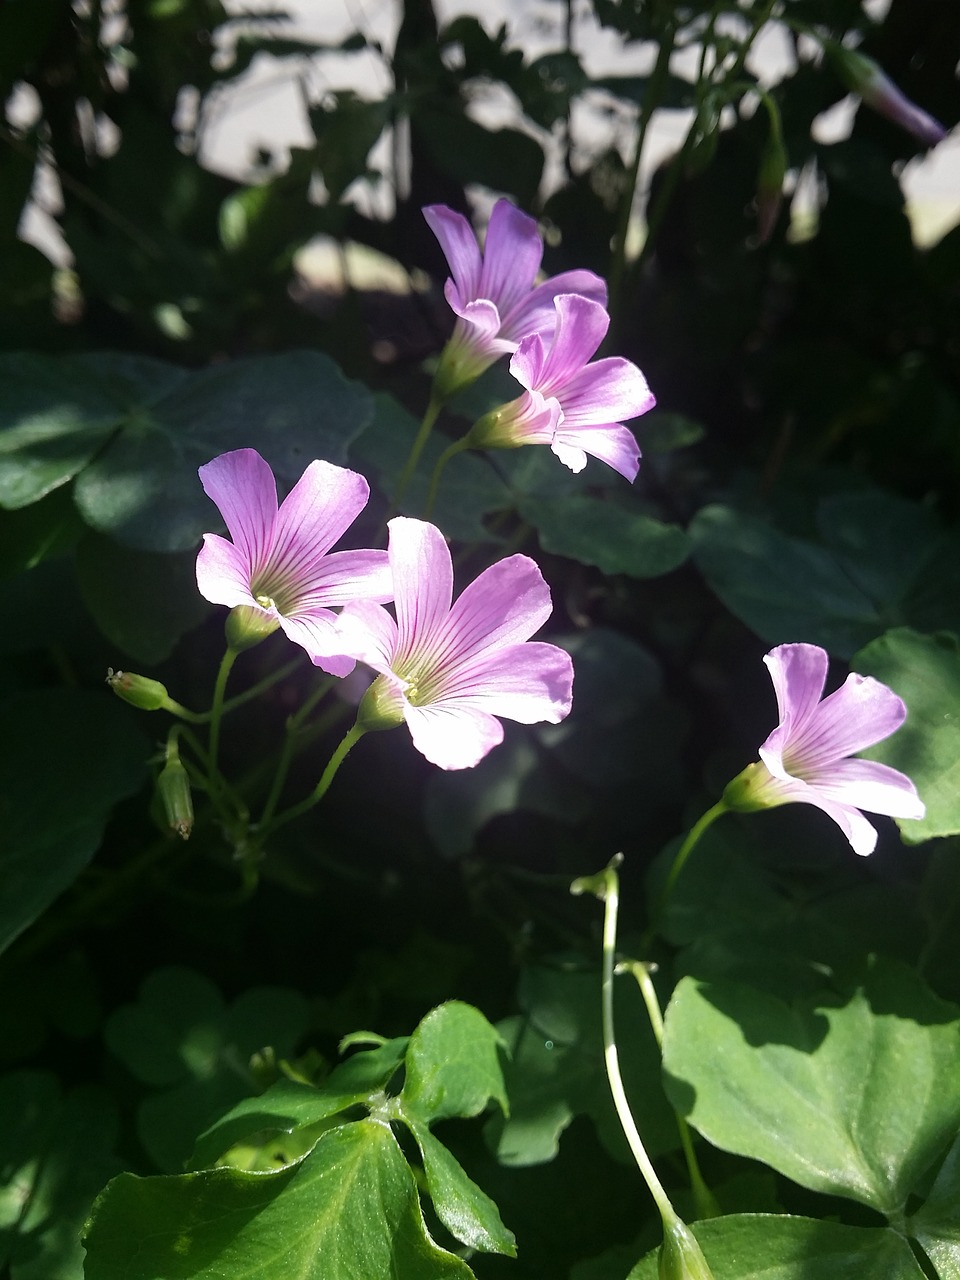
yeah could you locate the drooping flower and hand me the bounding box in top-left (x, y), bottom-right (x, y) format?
top-left (828, 44), bottom-right (947, 148)
top-left (723, 642), bottom-right (925, 855)
top-left (424, 199), bottom-right (607, 397)
top-left (196, 449), bottom-right (391, 676)
top-left (465, 293), bottom-right (655, 481)
top-left (335, 517), bottom-right (574, 769)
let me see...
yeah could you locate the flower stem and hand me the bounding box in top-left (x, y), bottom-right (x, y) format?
top-left (208, 646), bottom-right (239, 800)
top-left (571, 857), bottom-right (676, 1223)
top-left (258, 677), bottom-right (336, 828)
top-left (648, 799), bottom-right (728, 940)
top-left (608, 19), bottom-right (677, 336)
top-left (624, 960), bottom-right (719, 1220)
top-left (425, 436), bottom-right (472, 520)
top-left (393, 393), bottom-right (444, 511)
top-left (260, 722), bottom-right (367, 838)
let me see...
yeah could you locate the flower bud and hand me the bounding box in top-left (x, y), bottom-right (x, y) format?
top-left (659, 1217), bottom-right (715, 1280)
top-left (106, 668), bottom-right (169, 712)
top-left (225, 604), bottom-right (280, 653)
top-left (827, 44), bottom-right (946, 148)
top-left (157, 755), bottom-right (194, 840)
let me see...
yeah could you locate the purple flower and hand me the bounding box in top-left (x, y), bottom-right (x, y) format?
top-left (725, 643), bottom-right (925, 855)
top-left (467, 293), bottom-right (655, 481)
top-left (196, 449), bottom-right (391, 676)
top-left (424, 199), bottom-right (606, 395)
top-left (831, 45), bottom-right (947, 148)
top-left (336, 517), bottom-right (574, 769)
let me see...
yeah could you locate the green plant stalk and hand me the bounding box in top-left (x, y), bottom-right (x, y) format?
top-left (608, 19), bottom-right (677, 334)
top-left (625, 960), bottom-right (719, 1220)
top-left (393, 392), bottom-right (444, 511)
top-left (260, 722), bottom-right (368, 837)
top-left (167, 655), bottom-right (303, 726)
top-left (649, 799), bottom-right (728, 937)
top-left (207, 646), bottom-right (239, 801)
top-left (425, 435), bottom-right (472, 519)
top-left (258, 677), bottom-right (338, 828)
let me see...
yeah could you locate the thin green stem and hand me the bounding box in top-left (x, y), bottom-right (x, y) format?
top-left (260, 722), bottom-right (367, 838)
top-left (208, 647), bottom-right (239, 800)
top-left (648, 799), bottom-right (728, 940)
top-left (425, 436), bottom-right (472, 520)
top-left (258, 678), bottom-right (337, 828)
top-left (573, 858), bottom-right (677, 1223)
top-left (171, 655), bottom-right (303, 726)
top-left (608, 19), bottom-right (677, 335)
top-left (625, 960), bottom-right (719, 1220)
top-left (393, 393), bottom-right (444, 511)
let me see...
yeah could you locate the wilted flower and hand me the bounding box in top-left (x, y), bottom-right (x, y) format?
top-left (336, 517), bottom-right (574, 769)
top-left (829, 44), bottom-right (947, 148)
top-left (424, 199), bottom-right (607, 398)
top-left (466, 293), bottom-right (655, 481)
top-left (724, 642), bottom-right (925, 855)
top-left (196, 449), bottom-right (391, 675)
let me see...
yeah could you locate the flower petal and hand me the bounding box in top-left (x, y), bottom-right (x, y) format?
top-left (537, 294), bottom-right (610, 392)
top-left (423, 204), bottom-right (482, 307)
top-left (559, 357), bottom-right (655, 427)
top-left (265, 461), bottom-right (373, 597)
top-left (336, 600), bottom-right (400, 672)
top-left (761, 644), bottom-right (830, 765)
top-left (790, 672), bottom-right (908, 767)
top-left (442, 554), bottom-right (554, 665)
top-left (509, 333), bottom-right (549, 393)
top-left (433, 641), bottom-right (574, 723)
top-left (501, 269), bottom-right (608, 344)
top-left (552, 423), bottom-right (640, 481)
top-left (278, 611), bottom-right (356, 675)
top-left (448, 294), bottom-right (502, 342)
top-left (196, 533), bottom-right (259, 608)
top-left (477, 200), bottom-right (543, 318)
top-left (289, 549), bottom-right (392, 608)
top-left (803, 757), bottom-right (926, 820)
top-left (751, 770), bottom-right (881, 856)
top-left (388, 518), bottom-right (453, 656)
top-left (404, 702), bottom-right (505, 769)
top-left (198, 449), bottom-right (278, 575)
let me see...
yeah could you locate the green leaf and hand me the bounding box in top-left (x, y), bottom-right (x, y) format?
top-left (487, 962), bottom-right (678, 1168)
top-left (625, 1214), bottom-right (927, 1279)
top-left (521, 495), bottom-right (690, 578)
top-left (853, 629), bottom-right (960, 843)
top-left (910, 1130), bottom-right (960, 1278)
top-left (73, 351), bottom-right (373, 552)
top-left (75, 532), bottom-right (211, 662)
top-left (404, 1118), bottom-right (516, 1256)
top-left (0, 1071), bottom-right (120, 1280)
top-left (105, 968), bottom-right (311, 1171)
top-left (690, 494), bottom-right (960, 658)
top-left (662, 959), bottom-right (960, 1216)
top-left (0, 354), bottom-right (127, 509)
top-left (82, 1121), bottom-right (476, 1279)
top-left (402, 1002), bottom-right (507, 1124)
top-left (0, 689), bottom-right (149, 955)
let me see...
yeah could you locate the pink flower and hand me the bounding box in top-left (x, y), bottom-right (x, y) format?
top-left (830, 45), bottom-right (947, 148)
top-left (467, 293), bottom-right (655, 481)
top-left (724, 643), bottom-right (925, 855)
top-left (336, 517), bottom-right (573, 769)
top-left (424, 199), bottom-right (606, 395)
top-left (196, 449), bottom-right (391, 676)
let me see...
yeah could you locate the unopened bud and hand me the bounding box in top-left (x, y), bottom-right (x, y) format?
top-left (106, 668), bottom-right (169, 712)
top-left (225, 604), bottom-right (280, 653)
top-left (827, 44), bottom-right (947, 148)
top-left (157, 755), bottom-right (193, 840)
top-left (659, 1216), bottom-right (715, 1280)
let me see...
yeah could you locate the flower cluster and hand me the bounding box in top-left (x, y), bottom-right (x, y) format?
top-left (196, 448), bottom-right (573, 770)
top-left (425, 199), bottom-right (655, 480)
